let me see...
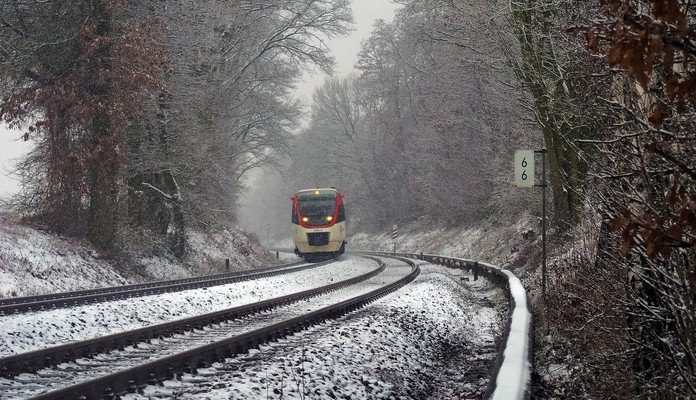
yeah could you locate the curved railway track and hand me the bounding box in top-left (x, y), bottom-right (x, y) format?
top-left (0, 255), bottom-right (419, 400)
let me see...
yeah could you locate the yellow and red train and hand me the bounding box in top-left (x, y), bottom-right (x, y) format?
top-left (291, 188), bottom-right (347, 261)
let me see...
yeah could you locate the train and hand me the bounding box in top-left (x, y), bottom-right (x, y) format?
top-left (291, 188), bottom-right (347, 261)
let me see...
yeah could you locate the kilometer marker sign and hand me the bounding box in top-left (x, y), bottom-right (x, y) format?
top-left (515, 150), bottom-right (534, 187)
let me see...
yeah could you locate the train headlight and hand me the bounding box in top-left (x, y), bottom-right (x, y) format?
top-left (302, 217), bottom-right (309, 222)
top-left (326, 216), bottom-right (333, 222)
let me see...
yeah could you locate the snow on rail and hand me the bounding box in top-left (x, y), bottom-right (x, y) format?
top-left (478, 261), bottom-right (532, 400)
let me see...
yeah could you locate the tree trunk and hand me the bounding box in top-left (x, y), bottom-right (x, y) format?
top-left (544, 125), bottom-right (578, 228)
top-left (166, 170), bottom-right (186, 258)
top-left (87, 114), bottom-right (118, 253)
top-left (86, 1), bottom-right (117, 253)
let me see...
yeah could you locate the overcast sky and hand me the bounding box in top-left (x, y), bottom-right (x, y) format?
top-left (294, 0), bottom-right (401, 103)
top-left (0, 125), bottom-right (29, 199)
top-left (0, 0), bottom-right (401, 199)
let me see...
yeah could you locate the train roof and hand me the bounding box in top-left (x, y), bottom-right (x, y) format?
top-left (295, 187), bottom-right (340, 194)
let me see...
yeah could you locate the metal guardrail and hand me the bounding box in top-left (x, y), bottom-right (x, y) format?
top-left (352, 251), bottom-right (533, 400)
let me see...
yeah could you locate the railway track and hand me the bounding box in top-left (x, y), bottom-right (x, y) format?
top-left (0, 255), bottom-right (419, 400)
top-left (0, 260), bottom-right (319, 315)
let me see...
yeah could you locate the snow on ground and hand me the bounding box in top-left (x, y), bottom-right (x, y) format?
top-left (0, 213), bottom-right (131, 298)
top-left (348, 213), bottom-right (539, 271)
top-left (0, 212), bottom-right (532, 399)
top-left (0, 212), bottom-right (275, 298)
top-left (124, 262), bottom-right (505, 399)
top-left (0, 258), bottom-right (376, 356)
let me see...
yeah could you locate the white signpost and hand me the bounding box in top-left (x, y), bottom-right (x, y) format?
top-left (514, 150), bottom-right (535, 188)
top-left (514, 149), bottom-right (547, 299)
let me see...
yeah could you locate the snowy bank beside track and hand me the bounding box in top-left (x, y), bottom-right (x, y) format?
top-left (355, 251), bottom-right (532, 400)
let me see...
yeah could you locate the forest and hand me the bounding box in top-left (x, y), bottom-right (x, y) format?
top-left (1, 0), bottom-right (694, 398)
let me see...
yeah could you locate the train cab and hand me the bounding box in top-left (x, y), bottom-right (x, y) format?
top-left (291, 188), bottom-right (346, 261)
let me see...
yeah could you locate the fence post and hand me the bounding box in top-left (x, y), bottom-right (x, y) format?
top-left (225, 259), bottom-right (230, 271)
top-left (473, 262), bottom-right (479, 281)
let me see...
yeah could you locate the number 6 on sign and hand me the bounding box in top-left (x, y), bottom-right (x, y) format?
top-left (515, 150), bottom-right (534, 187)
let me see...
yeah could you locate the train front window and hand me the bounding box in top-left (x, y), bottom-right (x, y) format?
top-left (297, 192), bottom-right (337, 226)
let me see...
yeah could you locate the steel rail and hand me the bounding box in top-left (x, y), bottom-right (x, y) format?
top-left (0, 256), bottom-right (385, 381)
top-left (23, 256), bottom-right (418, 400)
top-left (0, 260), bottom-right (320, 315)
top-left (0, 260), bottom-right (306, 307)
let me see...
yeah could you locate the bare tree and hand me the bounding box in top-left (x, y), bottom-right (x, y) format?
top-left (506, 0), bottom-right (610, 228)
top-left (0, 0), bottom-right (352, 258)
top-left (0, 0), bottom-right (167, 252)
top-left (573, 1), bottom-right (696, 396)
top-left (108, 0), bottom-right (350, 257)
top-left (152, 0), bottom-right (352, 233)
top-left (509, 0), bottom-right (696, 397)
top-left (274, 0), bottom-right (539, 231)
